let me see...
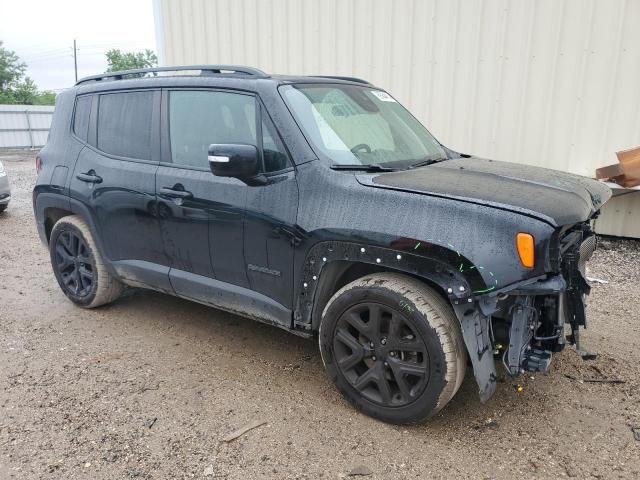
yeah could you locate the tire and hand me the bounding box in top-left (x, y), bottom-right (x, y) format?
top-left (49, 215), bottom-right (123, 308)
top-left (319, 273), bottom-right (467, 424)
top-left (0, 204), bottom-right (6, 213)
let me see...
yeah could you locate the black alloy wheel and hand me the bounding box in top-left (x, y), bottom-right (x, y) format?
top-left (49, 215), bottom-right (123, 308)
top-left (54, 230), bottom-right (95, 298)
top-left (320, 273), bottom-right (467, 424)
top-left (333, 302), bottom-right (429, 407)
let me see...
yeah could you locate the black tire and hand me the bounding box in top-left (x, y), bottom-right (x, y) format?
top-left (49, 215), bottom-right (123, 308)
top-left (0, 204), bottom-right (6, 213)
top-left (319, 273), bottom-right (466, 424)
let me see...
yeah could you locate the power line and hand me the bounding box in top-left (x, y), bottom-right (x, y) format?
top-left (80, 41), bottom-right (151, 49)
top-left (21, 42), bottom-right (154, 63)
top-left (23, 53), bottom-right (74, 63)
top-left (21, 49), bottom-right (73, 62)
top-left (21, 47), bottom-right (70, 57)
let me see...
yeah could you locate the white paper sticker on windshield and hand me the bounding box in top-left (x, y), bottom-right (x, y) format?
top-left (371, 90), bottom-right (396, 102)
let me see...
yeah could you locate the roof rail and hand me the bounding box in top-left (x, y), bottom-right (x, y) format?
top-left (314, 75), bottom-right (372, 85)
top-left (75, 65), bottom-right (269, 86)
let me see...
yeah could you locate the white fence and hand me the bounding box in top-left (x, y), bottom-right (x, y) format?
top-left (0, 105), bottom-right (54, 149)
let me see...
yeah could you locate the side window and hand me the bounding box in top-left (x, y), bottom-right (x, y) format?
top-left (97, 91), bottom-right (153, 160)
top-left (73, 95), bottom-right (92, 142)
top-left (169, 90), bottom-right (257, 169)
top-left (261, 114), bottom-right (291, 172)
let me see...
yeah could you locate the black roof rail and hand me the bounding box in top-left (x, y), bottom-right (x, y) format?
top-left (75, 65), bottom-right (269, 86)
top-left (314, 75), bottom-right (372, 85)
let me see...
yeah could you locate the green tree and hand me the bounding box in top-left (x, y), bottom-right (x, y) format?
top-left (105, 49), bottom-right (157, 72)
top-left (33, 90), bottom-right (56, 105)
top-left (0, 41), bottom-right (55, 105)
top-left (0, 41), bottom-right (27, 91)
top-left (0, 90), bottom-right (15, 104)
top-left (12, 77), bottom-right (38, 104)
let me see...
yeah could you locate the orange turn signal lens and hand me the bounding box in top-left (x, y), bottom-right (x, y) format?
top-left (516, 233), bottom-right (535, 268)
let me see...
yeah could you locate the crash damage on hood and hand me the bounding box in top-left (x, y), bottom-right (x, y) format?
top-left (351, 157), bottom-right (611, 401)
top-left (357, 156), bottom-right (611, 227)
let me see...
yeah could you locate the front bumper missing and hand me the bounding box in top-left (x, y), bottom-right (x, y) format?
top-left (454, 269), bottom-right (592, 402)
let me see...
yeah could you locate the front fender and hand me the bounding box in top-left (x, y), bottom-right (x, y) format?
top-left (294, 240), bottom-right (488, 330)
top-left (294, 239), bottom-right (501, 404)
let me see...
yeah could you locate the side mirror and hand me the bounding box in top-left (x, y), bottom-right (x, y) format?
top-left (208, 144), bottom-right (259, 179)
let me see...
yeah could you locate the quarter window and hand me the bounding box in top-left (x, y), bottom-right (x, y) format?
top-left (169, 90), bottom-right (257, 169)
top-left (261, 115), bottom-right (290, 172)
top-left (73, 95), bottom-right (92, 142)
top-left (97, 91), bottom-right (154, 160)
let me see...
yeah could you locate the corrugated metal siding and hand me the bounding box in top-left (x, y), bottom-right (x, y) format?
top-left (154, 0), bottom-right (640, 236)
top-left (593, 190), bottom-right (640, 238)
top-left (0, 105), bottom-right (54, 148)
top-left (154, 0), bottom-right (640, 177)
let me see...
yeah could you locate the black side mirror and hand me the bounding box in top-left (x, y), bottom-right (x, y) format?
top-left (208, 144), bottom-right (259, 179)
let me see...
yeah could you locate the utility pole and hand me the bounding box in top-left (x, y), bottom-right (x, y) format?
top-left (73, 39), bottom-right (78, 82)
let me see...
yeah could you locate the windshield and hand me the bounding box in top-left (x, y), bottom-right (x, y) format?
top-left (280, 84), bottom-right (447, 168)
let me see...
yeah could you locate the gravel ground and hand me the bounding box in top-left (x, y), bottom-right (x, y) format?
top-left (1, 151), bottom-right (639, 479)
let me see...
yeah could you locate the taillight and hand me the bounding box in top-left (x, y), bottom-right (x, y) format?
top-left (35, 155), bottom-right (42, 173)
top-left (516, 232), bottom-right (535, 268)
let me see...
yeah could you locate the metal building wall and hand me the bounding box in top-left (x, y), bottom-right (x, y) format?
top-left (153, 0), bottom-right (640, 236)
top-left (0, 105), bottom-right (54, 149)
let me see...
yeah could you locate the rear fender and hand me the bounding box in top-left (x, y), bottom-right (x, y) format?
top-left (34, 192), bottom-right (118, 278)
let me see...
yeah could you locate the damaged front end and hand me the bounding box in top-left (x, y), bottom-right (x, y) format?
top-left (455, 222), bottom-right (598, 401)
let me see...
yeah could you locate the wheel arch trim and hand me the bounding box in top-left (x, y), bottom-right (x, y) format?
top-left (34, 192), bottom-right (118, 277)
top-left (296, 240), bottom-right (500, 403)
top-left (294, 240), bottom-right (488, 332)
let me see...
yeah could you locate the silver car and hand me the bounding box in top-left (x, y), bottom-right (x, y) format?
top-left (0, 160), bottom-right (10, 212)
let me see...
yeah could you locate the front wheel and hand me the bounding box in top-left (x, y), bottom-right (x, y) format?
top-left (49, 215), bottom-right (123, 308)
top-left (319, 273), bottom-right (467, 424)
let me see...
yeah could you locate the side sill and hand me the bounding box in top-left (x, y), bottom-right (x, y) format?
top-left (169, 268), bottom-right (293, 331)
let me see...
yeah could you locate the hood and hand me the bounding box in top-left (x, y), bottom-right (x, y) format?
top-left (356, 157), bottom-right (611, 227)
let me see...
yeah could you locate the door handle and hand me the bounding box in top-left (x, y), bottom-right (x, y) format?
top-left (160, 187), bottom-right (193, 199)
top-left (76, 171), bottom-right (102, 183)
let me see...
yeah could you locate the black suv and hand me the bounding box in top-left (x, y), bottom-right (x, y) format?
top-left (34, 65), bottom-right (611, 424)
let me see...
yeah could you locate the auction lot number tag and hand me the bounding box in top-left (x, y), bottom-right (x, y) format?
top-left (371, 90), bottom-right (396, 102)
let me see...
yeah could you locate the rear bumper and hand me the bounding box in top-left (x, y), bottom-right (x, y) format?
top-left (32, 190), bottom-right (51, 246)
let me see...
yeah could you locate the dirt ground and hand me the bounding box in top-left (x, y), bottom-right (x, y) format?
top-left (0, 151), bottom-right (639, 480)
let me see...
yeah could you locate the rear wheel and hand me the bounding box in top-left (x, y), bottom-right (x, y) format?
top-left (49, 215), bottom-right (123, 308)
top-left (319, 273), bottom-right (466, 424)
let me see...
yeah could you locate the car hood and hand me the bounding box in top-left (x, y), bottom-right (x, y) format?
top-left (356, 157), bottom-right (612, 227)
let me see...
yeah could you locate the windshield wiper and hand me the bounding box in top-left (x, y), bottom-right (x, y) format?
top-left (408, 157), bottom-right (448, 169)
top-left (330, 163), bottom-right (396, 172)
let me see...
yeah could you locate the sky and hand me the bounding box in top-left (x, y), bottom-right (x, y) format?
top-left (1, 0), bottom-right (157, 92)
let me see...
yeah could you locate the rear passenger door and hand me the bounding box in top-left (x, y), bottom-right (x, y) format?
top-left (68, 89), bottom-right (169, 291)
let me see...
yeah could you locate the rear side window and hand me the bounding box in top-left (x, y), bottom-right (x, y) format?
top-left (97, 91), bottom-right (153, 160)
top-left (169, 90), bottom-right (257, 169)
top-left (73, 95), bottom-right (92, 142)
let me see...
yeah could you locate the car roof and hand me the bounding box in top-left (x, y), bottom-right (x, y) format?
top-left (74, 65), bottom-right (377, 94)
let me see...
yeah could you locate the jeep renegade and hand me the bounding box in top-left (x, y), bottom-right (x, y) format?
top-left (33, 65), bottom-right (611, 424)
